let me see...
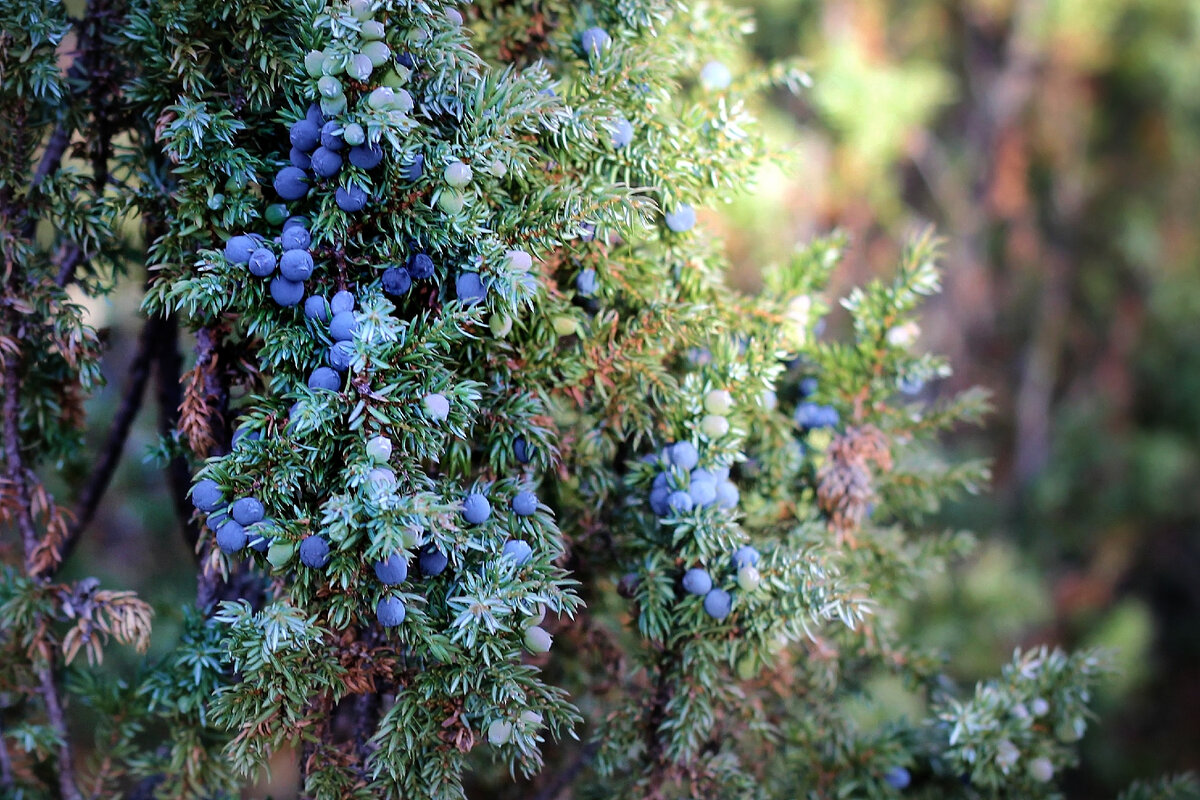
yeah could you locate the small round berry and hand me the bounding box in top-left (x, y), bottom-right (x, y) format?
top-left (382, 266), bottom-right (412, 296)
top-left (304, 103), bottom-right (324, 126)
top-left (438, 190), bottom-right (465, 213)
top-left (317, 75), bottom-right (344, 98)
top-left (489, 314), bottom-right (512, 338)
top-left (511, 491), bottom-right (538, 516)
top-left (348, 143), bottom-right (384, 170)
top-left (289, 147), bottom-right (311, 170)
top-left (269, 277), bottom-right (305, 307)
top-left (376, 596), bottom-right (406, 627)
top-left (342, 123), bottom-right (365, 147)
top-left (502, 539), bottom-right (533, 565)
top-left (331, 291), bottom-right (355, 314)
top-left (279, 249), bottom-right (314, 281)
top-left (299, 535), bottom-right (331, 568)
top-left (405, 154), bottom-right (425, 181)
top-left (231, 425), bottom-right (260, 448)
top-left (230, 497), bottom-right (265, 526)
top-left (704, 389), bottom-right (734, 415)
top-left (347, 0), bottom-right (371, 20)
top-left (284, 215), bottom-right (310, 230)
top-left (667, 490), bottom-right (693, 514)
top-left (310, 147), bottom-right (343, 178)
top-left (737, 565), bottom-right (761, 591)
top-left (715, 480), bottom-right (739, 510)
top-left (319, 121), bottom-right (345, 152)
top-left (664, 204), bottom-right (696, 232)
top-left (346, 53), bottom-right (373, 82)
top-left (700, 414), bottom-right (730, 438)
top-left (329, 310), bottom-right (358, 342)
top-left (191, 478), bottom-right (224, 512)
top-left (281, 226), bottom-right (311, 251)
top-left (575, 268), bottom-right (598, 296)
top-left (523, 625), bottom-right (553, 653)
top-left (489, 158), bottom-right (507, 177)
top-left (308, 366), bottom-right (342, 391)
top-left (1029, 758), bottom-right (1054, 783)
top-left (462, 493), bottom-right (491, 524)
top-left (304, 295), bottom-right (331, 322)
top-left (487, 720), bottom-right (513, 746)
top-left (580, 26), bottom-right (611, 55)
top-left (319, 93), bottom-right (347, 116)
top-left (328, 340), bottom-right (355, 372)
top-left (265, 203), bottom-right (289, 226)
top-left (304, 49), bottom-right (326, 78)
top-left (799, 376), bottom-right (819, 397)
top-left (361, 19), bottom-right (385, 39)
top-left (669, 441), bottom-right (699, 470)
top-left (649, 485), bottom-right (670, 516)
top-left (609, 117), bottom-right (634, 148)
top-left (362, 40), bottom-right (392, 68)
top-left (320, 52), bottom-right (343, 76)
top-left (374, 553), bottom-right (409, 585)
top-left (703, 588), bottom-right (732, 620)
top-left (513, 436), bottom-right (532, 464)
top-left (367, 87), bottom-right (395, 110)
top-left (248, 250), bottom-right (276, 281)
top-left (883, 766), bottom-right (911, 790)
top-left (444, 160), bottom-right (472, 187)
top-left (216, 520), bottom-right (247, 553)
top-left (689, 479), bottom-right (716, 508)
top-left (273, 167), bottom-right (309, 200)
top-left (419, 544), bottom-right (448, 576)
top-left (366, 435), bottom-right (392, 463)
top-left (682, 567), bottom-right (712, 596)
top-left (446, 7), bottom-right (463, 24)
top-left (336, 185), bottom-right (369, 213)
top-left (289, 118), bottom-right (321, 152)
top-left (247, 526), bottom-right (272, 552)
top-left (1030, 698), bottom-right (1050, 717)
top-left (505, 249), bottom-right (532, 271)
top-left (422, 392), bottom-right (450, 421)
top-left (223, 235), bottom-right (256, 264)
top-left (699, 60), bottom-right (733, 91)
top-left (455, 272), bottom-right (486, 306)
top-left (368, 467), bottom-right (397, 489)
top-left (731, 545), bottom-right (760, 570)
top-left (408, 253), bottom-right (435, 279)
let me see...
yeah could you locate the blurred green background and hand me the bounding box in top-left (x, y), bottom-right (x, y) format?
top-left (58, 0), bottom-right (1200, 796)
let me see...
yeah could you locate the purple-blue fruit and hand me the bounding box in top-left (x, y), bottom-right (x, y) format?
top-left (335, 185), bottom-right (368, 212)
top-left (408, 253), bottom-right (434, 279)
top-left (514, 436), bottom-right (531, 464)
top-left (703, 588), bottom-right (732, 620)
top-left (305, 103), bottom-right (324, 127)
top-left (224, 235), bottom-right (256, 264)
top-left (310, 147), bottom-right (343, 179)
top-left (682, 567), bottom-right (712, 595)
top-left (289, 119), bottom-right (321, 152)
top-left (884, 767), bottom-right (911, 790)
top-left (308, 366), bottom-right (341, 391)
top-left (281, 226), bottom-right (311, 251)
top-left (320, 121), bottom-right (345, 151)
top-left (230, 497), bottom-right (265, 525)
top-left (799, 377), bottom-right (818, 397)
top-left (419, 544), bottom-right (448, 576)
top-left (376, 596), bottom-right (406, 627)
top-left (328, 341), bottom-right (355, 372)
top-left (610, 117), bottom-right (634, 148)
top-left (456, 272), bottom-right (486, 306)
top-left (670, 441), bottom-right (699, 470)
top-left (329, 310), bottom-right (358, 342)
top-left (283, 215), bottom-right (309, 230)
top-left (667, 490), bottom-right (693, 513)
top-left (289, 147), bottom-right (312, 170)
top-left (715, 480), bottom-right (739, 509)
top-left (279, 250), bottom-right (314, 281)
top-left (462, 493), bottom-right (491, 524)
top-left (649, 485), bottom-right (670, 516)
top-left (304, 295), bottom-right (331, 322)
top-left (664, 204), bottom-right (696, 232)
top-left (690, 468), bottom-right (715, 485)
top-left (231, 425), bottom-right (260, 448)
top-left (348, 143), bottom-right (384, 170)
top-left (374, 553), bottom-right (409, 584)
top-left (511, 491), bottom-right (538, 516)
top-left (731, 545), bottom-right (760, 570)
top-left (270, 276), bottom-right (305, 306)
top-left (382, 267), bottom-right (412, 296)
top-left (576, 268), bottom-right (598, 296)
top-left (502, 539), bottom-right (533, 565)
top-left (405, 154), bottom-right (424, 181)
top-left (299, 535), bottom-right (331, 568)
top-left (191, 478), bottom-right (223, 512)
top-left (248, 247), bottom-right (277, 277)
top-left (273, 167), bottom-right (309, 200)
top-left (689, 480), bottom-right (716, 507)
top-left (330, 290), bottom-right (354, 314)
top-left (580, 26), bottom-right (611, 55)
top-left (248, 527), bottom-right (271, 552)
top-left (216, 520), bottom-right (247, 553)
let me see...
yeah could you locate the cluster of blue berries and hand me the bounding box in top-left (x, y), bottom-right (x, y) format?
top-left (189, 480), bottom-right (273, 557)
top-left (646, 441), bottom-right (739, 517)
top-left (301, 288), bottom-right (358, 378)
top-left (280, 104), bottom-right (383, 213)
top-left (381, 251), bottom-right (436, 302)
top-left (681, 545), bottom-right (761, 620)
top-left (223, 215), bottom-right (321, 308)
top-left (793, 377), bottom-right (839, 432)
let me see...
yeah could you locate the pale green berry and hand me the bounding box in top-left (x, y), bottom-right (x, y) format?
top-left (737, 565), bottom-right (761, 591)
top-left (490, 159), bottom-right (507, 177)
top-left (365, 435), bottom-right (392, 463)
top-left (392, 89), bottom-right (413, 113)
top-left (522, 604), bottom-right (546, 628)
top-left (347, 0), bottom-right (372, 21)
top-left (266, 540), bottom-right (296, 568)
top-left (701, 414), bottom-right (730, 438)
top-left (362, 19), bottom-right (385, 39)
top-left (320, 94), bottom-right (348, 116)
top-left (318, 75), bottom-right (344, 98)
top-left (736, 653), bottom-right (757, 680)
top-left (487, 720), bottom-right (513, 746)
top-left (524, 625), bottom-right (552, 653)
top-left (400, 526), bottom-right (422, 549)
top-left (520, 710), bottom-right (542, 726)
top-left (407, 27), bottom-right (429, 44)
top-left (346, 53), bottom-right (373, 81)
top-left (206, 193), bottom-right (225, 211)
top-left (304, 50), bottom-right (326, 78)
top-left (321, 53), bottom-right (344, 75)
top-left (437, 190), bottom-right (465, 213)
top-left (1029, 757), bottom-right (1054, 783)
top-left (444, 160), bottom-right (472, 187)
top-left (382, 66), bottom-right (410, 88)
top-left (342, 123), bottom-right (365, 146)
top-left (367, 87), bottom-right (395, 109)
top-left (704, 389), bottom-right (734, 415)
top-left (506, 249), bottom-right (532, 271)
top-left (552, 315), bottom-right (576, 336)
top-left (1030, 697), bottom-right (1050, 717)
top-left (489, 313), bottom-right (513, 338)
top-left (362, 40), bottom-right (391, 67)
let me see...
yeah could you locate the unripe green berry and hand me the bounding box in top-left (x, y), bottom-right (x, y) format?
top-left (487, 720), bottom-right (513, 746)
top-left (489, 313), bottom-right (513, 338)
top-left (381, 66), bottom-right (410, 88)
top-left (444, 160), bottom-right (472, 187)
top-left (552, 315), bottom-right (577, 336)
top-left (362, 40), bottom-right (391, 67)
top-left (490, 159), bottom-right (507, 177)
top-left (342, 123), bottom-right (365, 146)
top-left (346, 53), bottom-right (373, 82)
top-left (736, 653), bottom-right (757, 680)
top-left (1029, 757), bottom-right (1054, 783)
top-left (522, 604), bottom-right (546, 628)
top-left (347, 0), bottom-right (372, 21)
top-left (506, 249), bottom-right (532, 271)
top-left (362, 19), bottom-right (385, 39)
top-left (265, 203), bottom-right (289, 226)
top-left (320, 94), bottom-right (348, 116)
top-left (304, 50), bottom-right (326, 77)
top-left (366, 435), bottom-right (392, 463)
top-left (318, 75), bottom-right (344, 98)
top-left (704, 389), bottom-right (734, 415)
top-left (437, 190), bottom-right (465, 213)
top-left (206, 193), bottom-right (225, 211)
top-left (321, 53), bottom-right (344, 75)
top-left (737, 565), bottom-right (761, 591)
top-left (701, 414), bottom-right (730, 438)
top-left (367, 87), bottom-right (395, 109)
top-left (524, 626), bottom-right (553, 653)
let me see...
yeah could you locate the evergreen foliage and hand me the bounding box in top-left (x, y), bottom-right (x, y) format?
top-left (0, 0), bottom-right (1191, 798)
